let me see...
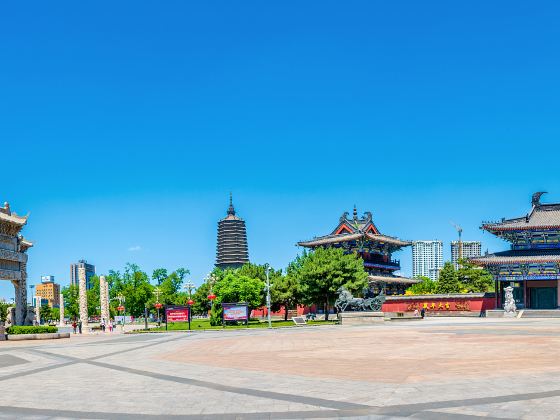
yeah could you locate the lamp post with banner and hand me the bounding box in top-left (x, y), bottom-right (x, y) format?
top-left (115, 294), bottom-right (126, 331)
top-left (183, 280), bottom-right (196, 330)
top-left (153, 287), bottom-right (162, 326)
top-left (206, 273), bottom-right (217, 318)
top-left (265, 264), bottom-right (273, 329)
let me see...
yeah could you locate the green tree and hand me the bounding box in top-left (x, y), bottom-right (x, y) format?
top-left (296, 247), bottom-right (368, 320)
top-left (51, 307), bottom-right (60, 322)
top-left (40, 304), bottom-right (53, 323)
top-left (191, 282), bottom-right (211, 316)
top-left (152, 268), bottom-right (168, 286)
top-left (62, 285), bottom-right (79, 320)
top-left (111, 263), bottom-right (154, 317)
top-left (457, 260), bottom-right (494, 292)
top-left (407, 276), bottom-right (438, 295)
top-left (436, 262), bottom-right (461, 294)
top-left (87, 275), bottom-right (101, 317)
top-left (0, 302), bottom-right (11, 323)
top-left (214, 273), bottom-right (264, 310)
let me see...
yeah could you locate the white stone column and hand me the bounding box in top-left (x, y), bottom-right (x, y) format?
top-left (34, 295), bottom-right (40, 325)
top-left (100, 276), bottom-right (110, 324)
top-left (59, 293), bottom-right (65, 326)
top-left (78, 266), bottom-right (90, 332)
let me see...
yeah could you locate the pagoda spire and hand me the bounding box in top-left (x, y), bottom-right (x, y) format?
top-left (227, 192), bottom-right (236, 216)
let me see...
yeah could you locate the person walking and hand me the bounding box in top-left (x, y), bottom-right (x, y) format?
top-left (420, 307), bottom-right (426, 319)
top-left (100, 319), bottom-right (105, 332)
top-left (72, 320), bottom-right (77, 334)
top-left (78, 320), bottom-right (83, 334)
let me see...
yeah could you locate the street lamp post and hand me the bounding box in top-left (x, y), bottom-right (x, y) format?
top-left (153, 287), bottom-right (162, 326)
top-left (206, 273), bottom-right (217, 319)
top-left (183, 281), bottom-right (196, 331)
top-left (265, 265), bottom-right (272, 329)
top-left (115, 294), bottom-right (125, 331)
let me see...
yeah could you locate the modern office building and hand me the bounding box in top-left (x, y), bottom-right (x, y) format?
top-left (412, 240), bottom-right (444, 281)
top-left (451, 241), bottom-right (482, 269)
top-left (215, 194), bottom-right (249, 270)
top-left (35, 276), bottom-right (60, 308)
top-left (70, 260), bottom-right (96, 290)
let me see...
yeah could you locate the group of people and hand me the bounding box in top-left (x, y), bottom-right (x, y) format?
top-left (71, 318), bottom-right (114, 334)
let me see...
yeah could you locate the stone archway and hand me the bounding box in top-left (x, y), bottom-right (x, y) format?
top-left (0, 202), bottom-right (33, 326)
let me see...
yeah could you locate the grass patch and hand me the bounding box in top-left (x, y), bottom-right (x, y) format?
top-left (148, 319), bottom-right (337, 332)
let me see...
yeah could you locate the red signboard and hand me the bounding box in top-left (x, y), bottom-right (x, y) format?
top-left (166, 307), bottom-right (189, 322)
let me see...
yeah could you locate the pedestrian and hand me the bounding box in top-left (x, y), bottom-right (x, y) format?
top-left (420, 308), bottom-right (426, 319)
top-left (413, 309), bottom-right (419, 317)
top-left (72, 320), bottom-right (77, 334)
top-left (78, 320), bottom-right (83, 334)
top-left (100, 319), bottom-right (105, 332)
top-left (108, 320), bottom-right (113, 333)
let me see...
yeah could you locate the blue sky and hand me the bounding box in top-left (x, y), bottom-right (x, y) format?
top-left (2, 2), bottom-right (560, 299)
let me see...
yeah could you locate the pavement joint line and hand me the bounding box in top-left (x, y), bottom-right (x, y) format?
top-left (24, 345), bottom-right (560, 415)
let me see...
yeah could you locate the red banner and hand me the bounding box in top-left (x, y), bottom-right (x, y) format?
top-left (166, 307), bottom-right (189, 322)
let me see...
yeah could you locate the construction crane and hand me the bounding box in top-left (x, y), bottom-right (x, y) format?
top-left (451, 222), bottom-right (463, 265)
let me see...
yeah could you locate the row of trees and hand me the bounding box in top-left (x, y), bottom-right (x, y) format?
top-left (60, 248), bottom-right (369, 322)
top-left (407, 260), bottom-right (494, 295)
top-left (60, 252), bottom-right (494, 321)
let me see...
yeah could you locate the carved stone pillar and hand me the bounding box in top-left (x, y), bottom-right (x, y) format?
top-left (100, 276), bottom-right (110, 324)
top-left (12, 280), bottom-right (23, 325)
top-left (59, 293), bottom-right (65, 326)
top-left (12, 261), bottom-right (28, 326)
top-left (35, 295), bottom-right (40, 325)
top-left (78, 266), bottom-right (89, 332)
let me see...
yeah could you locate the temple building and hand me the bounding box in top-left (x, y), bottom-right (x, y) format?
top-left (215, 194), bottom-right (249, 270)
top-left (297, 207), bottom-right (417, 295)
top-left (471, 192), bottom-right (560, 310)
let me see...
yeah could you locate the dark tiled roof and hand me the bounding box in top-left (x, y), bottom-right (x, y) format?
top-left (470, 249), bottom-right (560, 265)
top-left (482, 196), bottom-right (560, 232)
top-left (297, 232), bottom-right (411, 248)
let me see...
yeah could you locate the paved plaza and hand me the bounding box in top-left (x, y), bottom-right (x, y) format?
top-left (1, 318), bottom-right (560, 419)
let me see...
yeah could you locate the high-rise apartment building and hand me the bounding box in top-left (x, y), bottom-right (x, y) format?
top-left (70, 260), bottom-right (96, 290)
top-left (451, 241), bottom-right (482, 269)
top-left (412, 240), bottom-right (444, 281)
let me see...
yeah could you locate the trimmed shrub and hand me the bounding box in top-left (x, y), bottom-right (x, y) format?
top-left (6, 326), bottom-right (58, 335)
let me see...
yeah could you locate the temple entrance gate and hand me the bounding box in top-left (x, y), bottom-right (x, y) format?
top-left (0, 202), bottom-right (33, 326)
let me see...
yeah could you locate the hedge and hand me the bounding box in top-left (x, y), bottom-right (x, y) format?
top-left (6, 326), bottom-right (58, 335)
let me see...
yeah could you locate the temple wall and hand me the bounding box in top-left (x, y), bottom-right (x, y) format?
top-left (381, 293), bottom-right (496, 315)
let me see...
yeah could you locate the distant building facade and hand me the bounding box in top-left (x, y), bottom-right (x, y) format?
top-left (35, 276), bottom-right (60, 308)
top-left (215, 195), bottom-right (249, 270)
top-left (412, 240), bottom-right (444, 281)
top-left (70, 260), bottom-right (96, 290)
top-left (451, 241), bottom-right (482, 269)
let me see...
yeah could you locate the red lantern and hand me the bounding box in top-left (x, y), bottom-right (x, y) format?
top-left (207, 294), bottom-right (216, 301)
top-left (117, 305), bottom-right (125, 312)
top-left (154, 302), bottom-right (163, 309)
top-left (187, 299), bottom-right (194, 306)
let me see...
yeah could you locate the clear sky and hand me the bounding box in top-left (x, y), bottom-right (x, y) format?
top-left (2, 1), bottom-right (560, 299)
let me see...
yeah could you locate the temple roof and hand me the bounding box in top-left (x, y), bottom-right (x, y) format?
top-left (297, 207), bottom-right (411, 250)
top-left (368, 275), bottom-right (419, 285)
top-left (221, 193), bottom-right (243, 221)
top-left (298, 232), bottom-right (411, 248)
top-left (471, 249), bottom-right (560, 266)
top-left (482, 192), bottom-right (560, 233)
top-left (0, 202), bottom-right (28, 226)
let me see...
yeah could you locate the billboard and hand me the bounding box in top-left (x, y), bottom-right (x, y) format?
top-left (222, 303), bottom-right (249, 322)
top-left (165, 306), bottom-right (190, 322)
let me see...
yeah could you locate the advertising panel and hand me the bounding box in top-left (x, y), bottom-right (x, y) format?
top-left (165, 306), bottom-right (190, 322)
top-left (222, 303), bottom-right (249, 321)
